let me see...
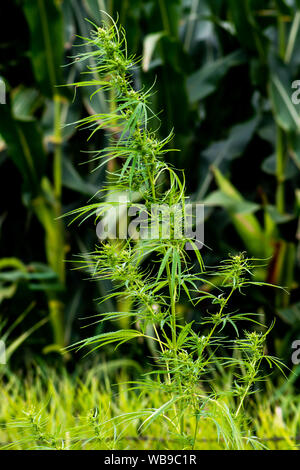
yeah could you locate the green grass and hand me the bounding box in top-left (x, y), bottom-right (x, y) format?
top-left (0, 365), bottom-right (299, 450)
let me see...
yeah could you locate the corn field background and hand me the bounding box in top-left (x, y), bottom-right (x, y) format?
top-left (0, 0), bottom-right (300, 451)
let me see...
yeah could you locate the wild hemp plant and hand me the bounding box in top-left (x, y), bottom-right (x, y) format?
top-left (66, 15), bottom-right (285, 449)
top-left (3, 408), bottom-right (65, 450)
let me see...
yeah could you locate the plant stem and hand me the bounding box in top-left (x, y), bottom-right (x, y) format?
top-left (158, 0), bottom-right (171, 35)
top-left (275, 125), bottom-right (286, 214)
top-left (54, 94), bottom-right (62, 204)
top-left (165, 260), bottom-right (177, 349)
top-left (204, 286), bottom-right (235, 350)
top-left (278, 14), bottom-right (286, 60)
top-left (235, 358), bottom-right (260, 418)
top-left (48, 93), bottom-right (65, 347)
top-left (192, 413), bottom-right (200, 450)
top-left (146, 154), bottom-right (183, 432)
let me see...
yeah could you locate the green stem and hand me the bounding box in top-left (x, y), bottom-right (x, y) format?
top-left (165, 259), bottom-right (185, 434)
top-left (47, 93), bottom-right (65, 347)
top-left (145, 157), bottom-right (183, 432)
top-left (275, 126), bottom-right (286, 214)
top-left (158, 0), bottom-right (171, 35)
top-left (192, 413), bottom-right (200, 450)
top-left (166, 261), bottom-right (177, 349)
top-left (204, 287), bottom-right (235, 350)
top-left (278, 14), bottom-right (286, 60)
top-left (54, 94), bottom-right (62, 204)
top-left (33, 196), bottom-right (65, 346)
top-left (235, 359), bottom-right (260, 418)
top-left (235, 385), bottom-right (250, 418)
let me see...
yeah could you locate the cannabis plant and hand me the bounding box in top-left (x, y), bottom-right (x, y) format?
top-left (66, 14), bottom-right (285, 450)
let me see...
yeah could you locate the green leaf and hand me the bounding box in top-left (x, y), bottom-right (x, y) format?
top-left (177, 322), bottom-right (193, 348)
top-left (62, 158), bottom-right (100, 197)
top-left (274, 0), bottom-right (292, 14)
top-left (196, 116), bottom-right (259, 199)
top-left (204, 190), bottom-right (260, 214)
top-left (288, 132), bottom-right (300, 170)
top-left (69, 329), bottom-right (146, 353)
top-left (23, 0), bottom-right (64, 97)
top-left (0, 106), bottom-right (46, 195)
top-left (187, 50), bottom-right (246, 103)
top-left (0, 284), bottom-right (17, 304)
top-left (270, 75), bottom-right (300, 132)
top-left (142, 32), bottom-right (166, 72)
top-left (139, 396), bottom-right (182, 431)
top-left (212, 166), bottom-right (268, 257)
top-left (277, 302), bottom-right (300, 325)
top-left (262, 153), bottom-right (298, 179)
top-left (264, 205), bottom-right (295, 224)
top-left (269, 56), bottom-right (300, 132)
top-left (157, 247), bottom-right (172, 280)
top-left (11, 87), bottom-right (41, 121)
top-left (228, 0), bottom-right (266, 56)
top-left (5, 317), bottom-right (48, 362)
top-left (156, 0), bottom-right (181, 37)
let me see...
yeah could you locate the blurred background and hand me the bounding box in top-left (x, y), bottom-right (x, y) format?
top-left (0, 0), bottom-right (300, 383)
